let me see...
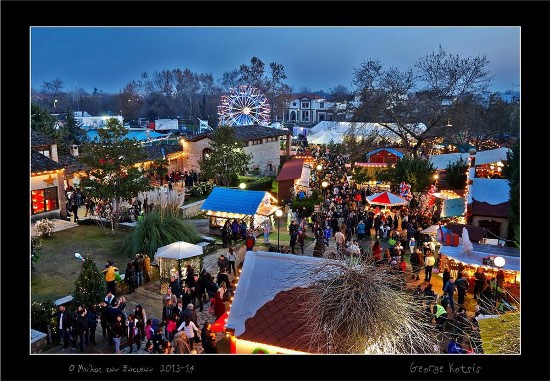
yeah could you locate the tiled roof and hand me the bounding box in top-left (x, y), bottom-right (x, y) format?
top-left (239, 287), bottom-right (322, 353)
top-left (231, 125), bottom-right (288, 140)
top-left (277, 159), bottom-right (305, 181)
top-left (57, 154), bottom-right (91, 175)
top-left (201, 187), bottom-right (266, 215)
top-left (31, 130), bottom-right (55, 146)
top-left (31, 150), bottom-right (64, 173)
top-left (142, 145), bottom-right (181, 161)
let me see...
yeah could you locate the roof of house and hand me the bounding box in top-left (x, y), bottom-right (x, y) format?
top-left (57, 154), bottom-right (91, 175)
top-left (226, 251), bottom-right (334, 353)
top-left (231, 125), bottom-right (288, 140)
top-left (201, 187), bottom-right (268, 215)
top-left (429, 147), bottom-right (511, 170)
top-left (276, 159), bottom-right (305, 181)
top-left (366, 147), bottom-right (406, 158)
top-left (31, 130), bottom-right (55, 147)
top-left (142, 144), bottom-right (181, 161)
top-left (31, 150), bottom-right (64, 173)
top-left (468, 178), bottom-right (510, 205)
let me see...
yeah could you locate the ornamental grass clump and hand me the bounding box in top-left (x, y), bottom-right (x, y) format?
top-left (286, 260), bottom-right (440, 354)
top-left (34, 218), bottom-right (55, 238)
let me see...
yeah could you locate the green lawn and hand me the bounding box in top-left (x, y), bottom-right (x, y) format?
top-left (31, 224), bottom-right (132, 303)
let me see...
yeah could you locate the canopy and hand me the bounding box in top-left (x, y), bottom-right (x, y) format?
top-left (441, 197), bottom-right (466, 218)
top-left (154, 241), bottom-right (203, 262)
top-left (366, 191), bottom-right (408, 207)
top-left (308, 130), bottom-right (341, 145)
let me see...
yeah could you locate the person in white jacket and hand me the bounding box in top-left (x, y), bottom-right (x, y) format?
top-left (176, 315), bottom-right (200, 351)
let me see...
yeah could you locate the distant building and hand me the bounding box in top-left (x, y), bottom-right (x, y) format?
top-left (284, 95), bottom-right (336, 127)
top-left (167, 125), bottom-right (291, 177)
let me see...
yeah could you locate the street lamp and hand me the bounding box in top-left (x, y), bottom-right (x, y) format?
top-left (493, 256), bottom-right (505, 309)
top-left (321, 180), bottom-right (329, 199)
top-left (275, 209), bottom-right (283, 252)
top-left (239, 182), bottom-right (246, 190)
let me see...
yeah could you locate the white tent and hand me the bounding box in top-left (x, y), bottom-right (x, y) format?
top-left (154, 241), bottom-right (204, 291)
top-left (154, 241), bottom-right (204, 262)
top-left (421, 225), bottom-right (441, 235)
top-left (308, 129), bottom-right (341, 145)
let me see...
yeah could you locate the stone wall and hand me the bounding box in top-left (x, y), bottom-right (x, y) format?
top-left (244, 140), bottom-right (280, 176)
top-left (180, 199), bottom-right (206, 219)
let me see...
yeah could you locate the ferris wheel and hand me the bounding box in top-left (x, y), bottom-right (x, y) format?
top-left (217, 85), bottom-right (271, 126)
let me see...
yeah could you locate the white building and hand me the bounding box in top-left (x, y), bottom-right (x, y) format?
top-left (74, 111), bottom-right (124, 130)
top-left (284, 95), bottom-right (336, 127)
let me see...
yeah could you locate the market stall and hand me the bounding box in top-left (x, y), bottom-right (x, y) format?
top-left (201, 187), bottom-right (280, 235)
top-left (438, 241), bottom-right (520, 299)
top-left (154, 241), bottom-right (204, 294)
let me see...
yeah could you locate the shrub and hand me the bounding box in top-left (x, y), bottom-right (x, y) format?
top-left (34, 218), bottom-right (55, 238)
top-left (190, 182), bottom-right (215, 197)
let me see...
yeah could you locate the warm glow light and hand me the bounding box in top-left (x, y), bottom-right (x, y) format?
top-left (433, 174), bottom-right (439, 180)
top-left (494, 256), bottom-right (506, 268)
top-left (275, 209), bottom-right (283, 217)
top-left (316, 164), bottom-right (322, 171)
top-left (321, 181), bottom-right (329, 188)
top-left (239, 182), bottom-right (246, 190)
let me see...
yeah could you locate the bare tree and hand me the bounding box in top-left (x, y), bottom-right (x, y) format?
top-left (352, 46), bottom-right (493, 157)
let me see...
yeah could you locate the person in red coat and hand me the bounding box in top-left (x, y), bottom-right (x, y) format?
top-left (213, 288), bottom-right (226, 320)
top-left (372, 240), bottom-right (382, 261)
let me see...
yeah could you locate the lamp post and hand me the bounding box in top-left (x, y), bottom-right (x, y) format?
top-left (275, 209), bottom-right (283, 252)
top-left (493, 256), bottom-right (505, 309)
top-left (321, 180), bottom-right (329, 199)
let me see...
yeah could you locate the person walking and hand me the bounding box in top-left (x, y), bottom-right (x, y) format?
top-left (263, 220), bottom-right (271, 243)
top-left (473, 267), bottom-right (486, 300)
top-left (443, 276), bottom-right (457, 314)
top-left (455, 272), bottom-right (469, 306)
top-left (226, 247), bottom-right (237, 276)
top-left (221, 220), bottom-right (231, 248)
top-left (424, 251), bottom-right (435, 282)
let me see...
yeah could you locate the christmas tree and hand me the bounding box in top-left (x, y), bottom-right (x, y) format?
top-left (73, 254), bottom-right (106, 307)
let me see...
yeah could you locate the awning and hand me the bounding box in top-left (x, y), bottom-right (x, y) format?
top-left (439, 243), bottom-right (520, 272)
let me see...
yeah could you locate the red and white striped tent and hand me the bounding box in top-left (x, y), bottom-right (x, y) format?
top-left (366, 191), bottom-right (408, 208)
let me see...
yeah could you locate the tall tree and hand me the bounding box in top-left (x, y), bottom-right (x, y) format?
top-left (443, 157), bottom-right (468, 189)
top-left (31, 103), bottom-right (57, 138)
top-left (199, 126), bottom-right (252, 186)
top-left (55, 108), bottom-right (88, 154)
top-left (239, 57), bottom-right (266, 89)
top-left (41, 77), bottom-right (64, 110)
top-left (352, 46), bottom-right (492, 157)
top-left (78, 118), bottom-right (151, 212)
top-left (376, 155), bottom-right (436, 193)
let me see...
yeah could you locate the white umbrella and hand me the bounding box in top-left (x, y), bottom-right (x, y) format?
top-left (462, 227), bottom-right (473, 256)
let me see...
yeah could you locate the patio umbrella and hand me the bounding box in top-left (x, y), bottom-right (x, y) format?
top-left (366, 191), bottom-right (408, 208)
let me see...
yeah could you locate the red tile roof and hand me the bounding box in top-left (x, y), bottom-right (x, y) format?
top-left (276, 159), bottom-right (305, 181)
top-left (238, 286), bottom-right (323, 353)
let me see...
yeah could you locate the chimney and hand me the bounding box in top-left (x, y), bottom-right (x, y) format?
top-left (71, 145), bottom-right (79, 157)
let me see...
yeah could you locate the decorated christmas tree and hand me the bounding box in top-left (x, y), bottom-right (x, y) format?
top-left (73, 254), bottom-right (106, 307)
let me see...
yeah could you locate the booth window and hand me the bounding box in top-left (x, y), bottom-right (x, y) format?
top-left (32, 187), bottom-right (59, 215)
